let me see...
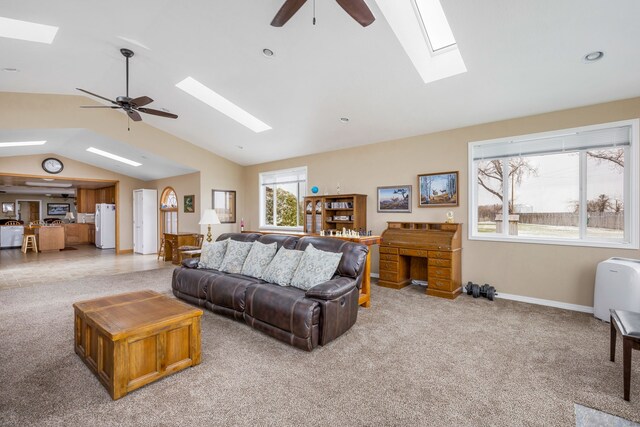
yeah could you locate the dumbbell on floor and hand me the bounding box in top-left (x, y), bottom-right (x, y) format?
top-left (464, 282), bottom-right (497, 301)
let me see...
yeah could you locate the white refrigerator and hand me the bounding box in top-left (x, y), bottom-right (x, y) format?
top-left (95, 203), bottom-right (116, 249)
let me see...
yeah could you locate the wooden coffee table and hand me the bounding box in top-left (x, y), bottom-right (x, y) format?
top-left (73, 290), bottom-right (203, 400)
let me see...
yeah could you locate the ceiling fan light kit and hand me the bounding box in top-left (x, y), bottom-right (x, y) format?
top-left (77, 48), bottom-right (178, 125)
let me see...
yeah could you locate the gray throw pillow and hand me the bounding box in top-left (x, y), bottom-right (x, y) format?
top-left (290, 244), bottom-right (343, 290)
top-left (241, 241), bottom-right (277, 279)
top-left (198, 238), bottom-right (229, 270)
top-left (219, 240), bottom-right (254, 274)
top-left (261, 247), bottom-right (304, 286)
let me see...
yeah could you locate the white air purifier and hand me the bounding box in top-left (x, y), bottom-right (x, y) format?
top-left (593, 258), bottom-right (640, 321)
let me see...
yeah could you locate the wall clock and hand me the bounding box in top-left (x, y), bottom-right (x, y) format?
top-left (42, 158), bottom-right (64, 174)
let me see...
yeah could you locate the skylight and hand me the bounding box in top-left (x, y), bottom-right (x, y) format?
top-left (175, 77), bottom-right (271, 133)
top-left (0, 140), bottom-right (47, 148)
top-left (375, 0), bottom-right (466, 84)
top-left (413, 0), bottom-right (456, 52)
top-left (86, 147), bottom-right (142, 167)
top-left (0, 17), bottom-right (58, 44)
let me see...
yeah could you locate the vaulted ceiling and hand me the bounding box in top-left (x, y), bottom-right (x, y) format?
top-left (2, 0), bottom-right (640, 168)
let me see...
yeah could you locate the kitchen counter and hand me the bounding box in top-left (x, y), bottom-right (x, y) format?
top-left (0, 225), bottom-right (24, 248)
top-left (64, 223), bottom-right (95, 245)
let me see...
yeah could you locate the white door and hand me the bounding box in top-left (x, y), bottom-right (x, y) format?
top-left (134, 191), bottom-right (143, 253)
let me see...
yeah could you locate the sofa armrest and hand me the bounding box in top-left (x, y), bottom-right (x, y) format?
top-left (181, 258), bottom-right (200, 269)
top-left (305, 277), bottom-right (357, 300)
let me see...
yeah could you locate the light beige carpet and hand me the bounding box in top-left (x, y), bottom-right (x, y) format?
top-left (0, 268), bottom-right (638, 426)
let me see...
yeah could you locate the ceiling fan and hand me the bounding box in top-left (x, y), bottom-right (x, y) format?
top-left (271, 0), bottom-right (375, 27)
top-left (77, 48), bottom-right (178, 123)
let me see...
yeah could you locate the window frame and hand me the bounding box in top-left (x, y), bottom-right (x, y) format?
top-left (468, 119), bottom-right (639, 249)
top-left (258, 166), bottom-right (307, 231)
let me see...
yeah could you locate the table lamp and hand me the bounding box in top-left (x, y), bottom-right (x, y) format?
top-left (199, 209), bottom-right (220, 243)
top-left (65, 212), bottom-right (75, 223)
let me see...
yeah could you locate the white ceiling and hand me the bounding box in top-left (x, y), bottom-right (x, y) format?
top-left (0, 128), bottom-right (195, 180)
top-left (1, 0), bottom-right (640, 167)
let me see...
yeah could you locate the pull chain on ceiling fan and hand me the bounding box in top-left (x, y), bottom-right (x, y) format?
top-left (271, 0), bottom-right (375, 27)
top-left (77, 48), bottom-right (178, 128)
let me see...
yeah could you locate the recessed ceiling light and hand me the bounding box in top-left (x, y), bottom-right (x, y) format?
top-left (26, 181), bottom-right (72, 188)
top-left (2, 68), bottom-right (19, 73)
top-left (45, 194), bottom-right (52, 197)
top-left (86, 147), bottom-right (142, 167)
top-left (42, 178), bottom-right (54, 181)
top-left (0, 140), bottom-right (46, 148)
top-left (176, 76), bottom-right (272, 133)
top-left (340, 117), bottom-right (350, 123)
top-left (262, 48), bottom-right (274, 57)
top-left (584, 51), bottom-right (604, 62)
top-left (0, 16), bottom-right (59, 44)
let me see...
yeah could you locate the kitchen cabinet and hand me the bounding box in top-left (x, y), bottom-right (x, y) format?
top-left (76, 186), bottom-right (116, 213)
top-left (64, 223), bottom-right (93, 245)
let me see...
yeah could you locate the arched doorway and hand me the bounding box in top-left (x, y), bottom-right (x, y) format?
top-left (160, 187), bottom-right (178, 236)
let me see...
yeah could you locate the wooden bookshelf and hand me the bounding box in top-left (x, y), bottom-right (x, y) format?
top-left (303, 194), bottom-right (367, 234)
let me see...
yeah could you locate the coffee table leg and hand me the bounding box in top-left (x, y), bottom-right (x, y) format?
top-left (190, 316), bottom-right (202, 365)
top-left (112, 340), bottom-right (128, 400)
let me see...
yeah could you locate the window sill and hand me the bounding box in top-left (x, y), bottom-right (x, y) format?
top-left (468, 234), bottom-right (638, 250)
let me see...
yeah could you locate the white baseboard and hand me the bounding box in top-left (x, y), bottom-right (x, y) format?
top-left (370, 274), bottom-right (592, 314)
top-left (495, 292), bottom-right (594, 314)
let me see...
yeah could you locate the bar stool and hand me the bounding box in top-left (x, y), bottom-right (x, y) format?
top-left (610, 309), bottom-right (640, 401)
top-left (21, 234), bottom-right (38, 253)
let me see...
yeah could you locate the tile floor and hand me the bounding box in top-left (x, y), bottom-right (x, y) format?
top-left (0, 244), bottom-right (172, 290)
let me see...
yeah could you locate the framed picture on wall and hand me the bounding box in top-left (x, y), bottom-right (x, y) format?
top-left (2, 202), bottom-right (15, 213)
top-left (418, 171), bottom-right (459, 207)
top-left (212, 190), bottom-right (236, 223)
top-left (184, 195), bottom-right (195, 213)
top-left (377, 185), bottom-right (412, 213)
top-left (47, 203), bottom-right (70, 215)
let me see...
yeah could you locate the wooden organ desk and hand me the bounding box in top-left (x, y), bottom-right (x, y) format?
top-left (378, 222), bottom-right (462, 299)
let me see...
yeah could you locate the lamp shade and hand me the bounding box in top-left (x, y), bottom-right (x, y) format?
top-left (64, 212), bottom-right (75, 220)
top-left (199, 209), bottom-right (221, 225)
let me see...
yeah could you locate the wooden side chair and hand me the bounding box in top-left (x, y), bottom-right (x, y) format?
top-left (5, 220), bottom-right (21, 225)
top-left (610, 309), bottom-right (640, 401)
top-left (50, 220), bottom-right (64, 225)
top-left (29, 220), bottom-right (45, 227)
top-left (157, 236), bottom-right (166, 261)
top-left (178, 234), bottom-right (204, 263)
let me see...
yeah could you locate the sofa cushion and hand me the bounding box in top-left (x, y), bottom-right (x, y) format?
top-left (198, 238), bottom-right (229, 270)
top-left (219, 240), bottom-right (254, 274)
top-left (261, 247), bottom-right (304, 286)
top-left (206, 273), bottom-right (264, 315)
top-left (245, 283), bottom-right (320, 338)
top-left (241, 241), bottom-right (277, 279)
top-left (290, 244), bottom-right (343, 290)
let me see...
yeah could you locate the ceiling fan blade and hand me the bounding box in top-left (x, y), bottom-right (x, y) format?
top-left (80, 106), bottom-right (121, 109)
top-left (127, 110), bottom-right (142, 122)
top-left (76, 88), bottom-right (119, 105)
top-left (130, 96), bottom-right (153, 107)
top-left (335, 0), bottom-right (375, 27)
top-left (271, 0), bottom-right (308, 27)
top-left (138, 107), bottom-right (178, 119)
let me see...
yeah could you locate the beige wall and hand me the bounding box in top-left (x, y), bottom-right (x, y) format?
top-left (0, 154), bottom-right (146, 250)
top-left (147, 171), bottom-right (201, 236)
top-left (243, 97), bottom-right (640, 307)
top-left (0, 193), bottom-right (78, 221)
top-left (0, 92), bottom-right (246, 242)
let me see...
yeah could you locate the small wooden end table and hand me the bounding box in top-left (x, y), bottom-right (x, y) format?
top-left (73, 290), bottom-right (203, 400)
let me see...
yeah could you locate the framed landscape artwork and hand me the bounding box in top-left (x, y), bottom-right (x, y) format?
top-left (418, 171), bottom-right (459, 207)
top-left (212, 189), bottom-right (236, 223)
top-left (184, 195), bottom-right (195, 213)
top-left (377, 185), bottom-right (412, 213)
top-left (2, 202), bottom-right (14, 213)
top-left (47, 203), bottom-right (70, 215)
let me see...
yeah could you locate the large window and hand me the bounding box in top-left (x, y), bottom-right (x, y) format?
top-left (259, 167), bottom-right (307, 230)
top-left (469, 120), bottom-right (638, 248)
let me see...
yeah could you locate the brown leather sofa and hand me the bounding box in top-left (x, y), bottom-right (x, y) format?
top-left (172, 232), bottom-right (368, 351)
